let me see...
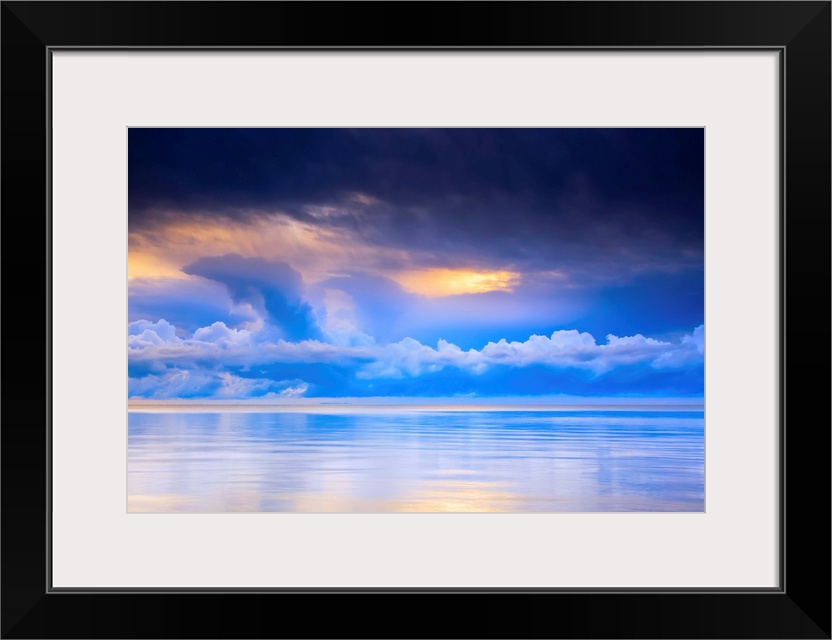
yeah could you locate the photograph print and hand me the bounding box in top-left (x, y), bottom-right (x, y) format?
top-left (128, 128), bottom-right (704, 513)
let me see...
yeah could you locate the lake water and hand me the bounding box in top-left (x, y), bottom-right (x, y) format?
top-left (127, 408), bottom-right (704, 513)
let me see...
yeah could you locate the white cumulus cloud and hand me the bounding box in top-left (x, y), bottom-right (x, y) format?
top-left (128, 319), bottom-right (704, 381)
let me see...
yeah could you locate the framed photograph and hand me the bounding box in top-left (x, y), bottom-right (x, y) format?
top-left (2, 2), bottom-right (829, 638)
top-left (125, 125), bottom-right (707, 516)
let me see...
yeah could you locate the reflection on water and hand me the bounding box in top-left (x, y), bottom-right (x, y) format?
top-left (127, 409), bottom-right (704, 513)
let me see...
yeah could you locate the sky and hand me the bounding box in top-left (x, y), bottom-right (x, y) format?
top-left (128, 128), bottom-right (704, 402)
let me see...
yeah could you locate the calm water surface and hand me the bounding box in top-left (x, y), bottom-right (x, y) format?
top-left (128, 409), bottom-right (704, 512)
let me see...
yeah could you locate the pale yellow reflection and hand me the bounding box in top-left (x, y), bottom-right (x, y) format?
top-left (128, 493), bottom-right (189, 512)
top-left (284, 479), bottom-right (519, 513)
top-left (396, 480), bottom-right (518, 512)
top-left (392, 268), bottom-right (521, 297)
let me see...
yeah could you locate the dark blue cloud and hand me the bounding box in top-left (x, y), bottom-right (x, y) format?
top-left (129, 129), bottom-right (703, 224)
top-left (129, 128), bottom-right (704, 277)
top-left (182, 254), bottom-right (323, 341)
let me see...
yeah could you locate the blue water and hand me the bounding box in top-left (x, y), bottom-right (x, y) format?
top-left (127, 409), bottom-right (704, 513)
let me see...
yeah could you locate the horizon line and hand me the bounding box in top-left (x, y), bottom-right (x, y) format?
top-left (128, 397), bottom-right (704, 412)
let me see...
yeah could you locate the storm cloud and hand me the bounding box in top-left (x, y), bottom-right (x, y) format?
top-left (129, 128), bottom-right (704, 281)
top-left (182, 254), bottom-right (323, 342)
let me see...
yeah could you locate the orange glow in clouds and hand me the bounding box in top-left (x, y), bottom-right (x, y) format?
top-left (127, 214), bottom-right (354, 281)
top-left (128, 211), bottom-right (524, 298)
top-left (128, 251), bottom-right (188, 280)
top-left (393, 268), bottom-right (521, 297)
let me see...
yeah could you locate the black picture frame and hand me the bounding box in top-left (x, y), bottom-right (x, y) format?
top-left (2, 2), bottom-right (829, 638)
